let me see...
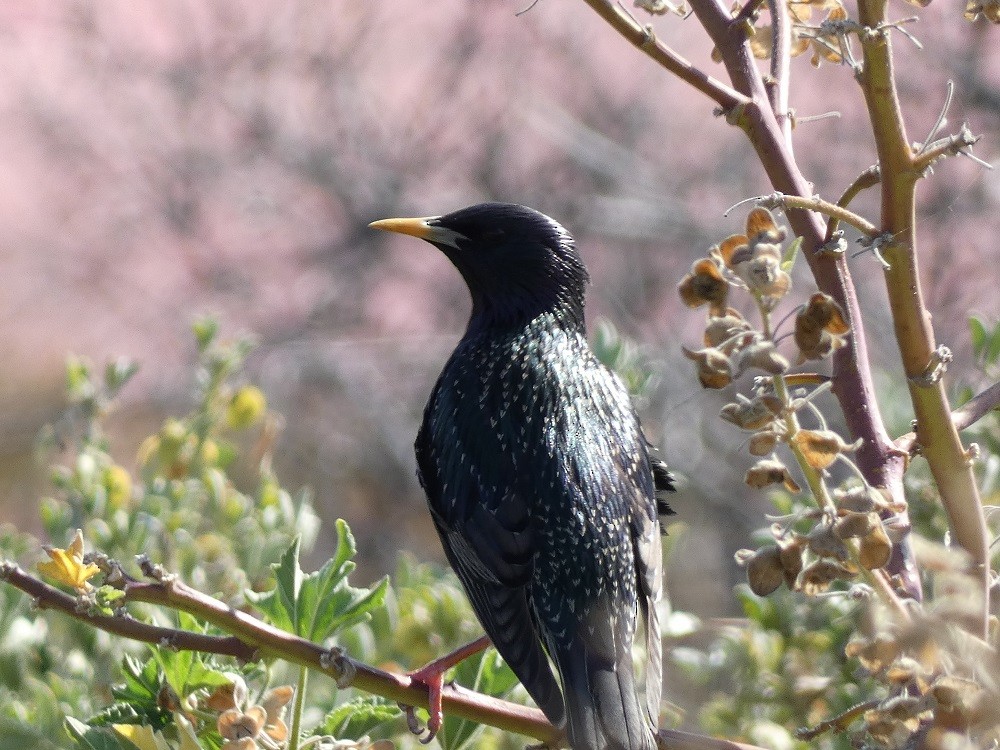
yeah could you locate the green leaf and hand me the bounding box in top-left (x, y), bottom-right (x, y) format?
top-left (247, 521), bottom-right (388, 642)
top-left (316, 696), bottom-right (402, 739)
top-left (104, 358), bottom-right (139, 398)
top-left (780, 236), bottom-right (802, 272)
top-left (987, 322), bottom-right (1000, 367)
top-left (191, 317), bottom-right (219, 352)
top-left (246, 536), bottom-right (303, 633)
top-left (64, 718), bottom-right (139, 750)
top-left (970, 316), bottom-right (987, 356)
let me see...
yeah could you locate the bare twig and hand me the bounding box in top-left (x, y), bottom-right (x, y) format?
top-left (578, 0), bottom-right (750, 111)
top-left (825, 165), bottom-right (881, 242)
top-left (954, 381), bottom-right (1000, 432)
top-left (726, 191), bottom-right (879, 237)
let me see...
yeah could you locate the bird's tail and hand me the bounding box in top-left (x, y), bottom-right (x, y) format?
top-left (552, 626), bottom-right (657, 750)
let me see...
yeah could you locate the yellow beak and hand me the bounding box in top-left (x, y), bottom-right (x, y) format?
top-left (368, 216), bottom-right (436, 240)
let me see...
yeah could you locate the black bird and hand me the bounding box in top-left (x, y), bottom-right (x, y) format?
top-left (370, 203), bottom-right (673, 750)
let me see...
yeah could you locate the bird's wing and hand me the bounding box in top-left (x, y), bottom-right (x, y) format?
top-left (415, 416), bottom-right (566, 726)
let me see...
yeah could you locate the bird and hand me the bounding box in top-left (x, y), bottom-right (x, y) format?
top-left (370, 202), bottom-right (674, 750)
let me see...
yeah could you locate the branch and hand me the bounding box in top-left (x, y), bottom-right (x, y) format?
top-left (856, 0), bottom-right (990, 634)
top-left (912, 124), bottom-right (984, 174)
top-left (1, 561), bottom-right (770, 750)
top-left (825, 165), bottom-right (881, 242)
top-left (954, 381), bottom-right (1000, 432)
top-left (734, 191), bottom-right (879, 237)
top-left (766, 0), bottom-right (793, 147)
top-left (896, 381), bottom-right (1000, 453)
top-left (578, 0), bottom-right (750, 111)
top-left (0, 561), bottom-right (255, 660)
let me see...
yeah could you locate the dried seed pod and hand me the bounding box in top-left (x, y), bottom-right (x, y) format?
top-left (683, 346), bottom-right (732, 389)
top-left (793, 429), bottom-right (857, 470)
top-left (703, 310), bottom-right (752, 349)
top-left (745, 459), bottom-right (802, 492)
top-left (859, 520), bottom-right (892, 570)
top-left (748, 430), bottom-right (779, 456)
top-left (735, 340), bottom-right (790, 376)
top-left (721, 396), bottom-right (779, 430)
top-left (834, 485), bottom-right (888, 513)
top-left (745, 207), bottom-right (787, 245)
top-left (777, 536), bottom-right (805, 589)
top-left (885, 657), bottom-right (927, 687)
top-left (744, 545), bottom-right (784, 596)
top-left (678, 257), bottom-right (729, 315)
top-left (808, 523), bottom-right (851, 562)
top-left (834, 511), bottom-right (875, 539)
top-left (845, 632), bottom-right (901, 673)
top-left (800, 558), bottom-right (854, 595)
top-left (795, 292), bottom-right (850, 362)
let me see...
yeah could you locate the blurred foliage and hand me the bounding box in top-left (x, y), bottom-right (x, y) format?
top-left (0, 322), bottom-right (519, 750)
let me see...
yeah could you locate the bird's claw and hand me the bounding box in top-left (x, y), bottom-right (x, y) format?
top-left (400, 702), bottom-right (439, 743)
top-left (400, 667), bottom-right (446, 743)
top-left (398, 636), bottom-right (491, 743)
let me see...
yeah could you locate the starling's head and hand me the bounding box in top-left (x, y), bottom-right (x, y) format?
top-left (370, 202), bottom-right (590, 329)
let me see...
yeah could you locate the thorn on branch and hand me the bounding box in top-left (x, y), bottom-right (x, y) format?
top-left (137, 554), bottom-right (175, 583)
top-left (320, 646), bottom-right (357, 689)
top-left (816, 231), bottom-right (847, 258)
top-left (790, 109), bottom-right (842, 128)
top-left (853, 232), bottom-right (894, 270)
top-left (633, 0), bottom-right (688, 16)
top-left (908, 345), bottom-right (953, 387)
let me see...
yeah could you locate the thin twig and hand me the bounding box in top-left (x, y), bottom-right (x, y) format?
top-left (825, 165), bottom-right (881, 243)
top-left (0, 561), bottom-right (257, 660)
top-left (953, 381), bottom-right (1000, 432)
top-left (726, 192), bottom-right (878, 237)
top-left (578, 0), bottom-right (750, 111)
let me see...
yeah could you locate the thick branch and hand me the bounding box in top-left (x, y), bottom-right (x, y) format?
top-left (1, 560), bottom-right (773, 750)
top-left (855, 0), bottom-right (989, 634)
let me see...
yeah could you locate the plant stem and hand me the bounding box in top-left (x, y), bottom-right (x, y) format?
top-left (855, 0), bottom-right (989, 635)
top-left (289, 666), bottom-right (308, 750)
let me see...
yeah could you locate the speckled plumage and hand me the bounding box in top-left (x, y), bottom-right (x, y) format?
top-left (394, 203), bottom-right (673, 750)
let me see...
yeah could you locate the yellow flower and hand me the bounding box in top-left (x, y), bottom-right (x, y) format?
top-left (38, 529), bottom-right (100, 591)
top-left (227, 386), bottom-right (267, 429)
top-left (103, 465), bottom-right (133, 509)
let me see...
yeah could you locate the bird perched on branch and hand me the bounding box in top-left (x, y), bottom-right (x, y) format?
top-left (370, 203), bottom-right (673, 750)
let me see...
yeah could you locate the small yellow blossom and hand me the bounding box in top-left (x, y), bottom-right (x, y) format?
top-left (38, 529), bottom-right (100, 591)
top-left (227, 386), bottom-right (267, 429)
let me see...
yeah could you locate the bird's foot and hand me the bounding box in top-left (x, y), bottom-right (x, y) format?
top-left (399, 635), bottom-right (491, 744)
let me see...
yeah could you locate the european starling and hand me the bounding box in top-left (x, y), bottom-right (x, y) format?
top-left (370, 203), bottom-right (673, 750)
